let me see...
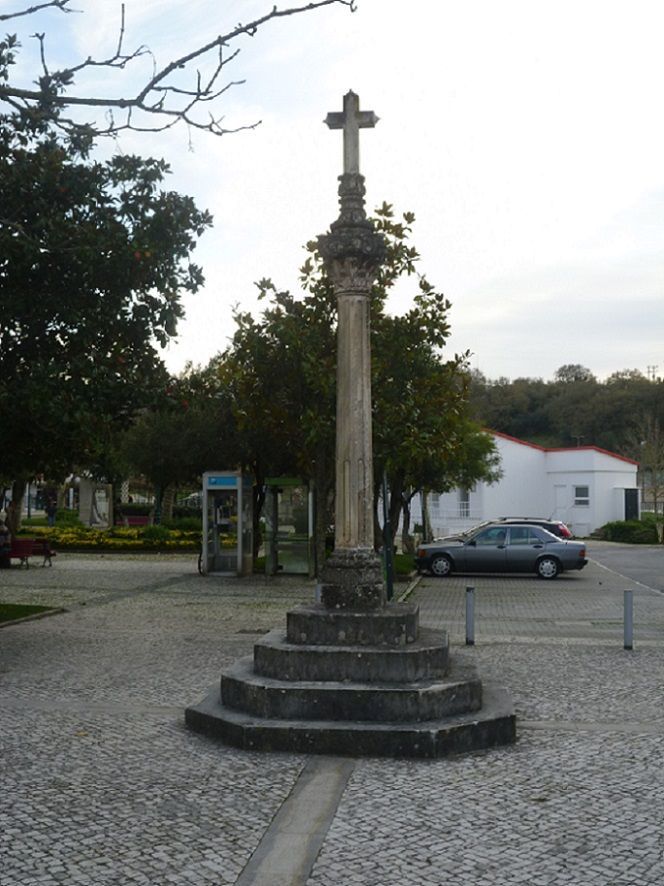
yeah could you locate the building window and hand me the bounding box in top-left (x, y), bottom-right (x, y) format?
top-left (430, 493), bottom-right (440, 510)
top-left (574, 485), bottom-right (590, 506)
top-left (459, 488), bottom-right (470, 518)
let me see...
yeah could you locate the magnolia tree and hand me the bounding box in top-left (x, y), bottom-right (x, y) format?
top-left (0, 0), bottom-right (355, 526)
top-left (0, 70), bottom-right (213, 522)
top-left (220, 204), bottom-right (500, 562)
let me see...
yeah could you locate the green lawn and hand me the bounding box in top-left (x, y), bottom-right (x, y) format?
top-left (0, 603), bottom-right (55, 624)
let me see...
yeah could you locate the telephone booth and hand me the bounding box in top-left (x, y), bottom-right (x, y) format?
top-left (201, 471), bottom-right (253, 576)
top-left (264, 477), bottom-right (315, 576)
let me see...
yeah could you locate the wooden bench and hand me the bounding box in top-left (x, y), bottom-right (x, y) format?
top-left (126, 515), bottom-right (150, 526)
top-left (9, 537), bottom-right (56, 568)
top-left (114, 515), bottom-right (151, 527)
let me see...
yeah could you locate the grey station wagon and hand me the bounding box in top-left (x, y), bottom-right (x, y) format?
top-left (415, 522), bottom-right (588, 580)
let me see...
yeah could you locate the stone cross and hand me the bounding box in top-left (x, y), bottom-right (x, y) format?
top-left (325, 90), bottom-right (378, 175)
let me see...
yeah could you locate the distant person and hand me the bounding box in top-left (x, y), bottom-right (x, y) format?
top-left (45, 494), bottom-right (57, 527)
top-left (0, 516), bottom-right (11, 568)
top-left (5, 499), bottom-right (18, 536)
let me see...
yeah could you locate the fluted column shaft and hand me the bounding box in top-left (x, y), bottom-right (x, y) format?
top-left (316, 172), bottom-right (387, 610)
top-left (334, 288), bottom-right (374, 550)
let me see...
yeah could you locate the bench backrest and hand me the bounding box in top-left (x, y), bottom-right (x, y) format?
top-left (10, 538), bottom-right (35, 556)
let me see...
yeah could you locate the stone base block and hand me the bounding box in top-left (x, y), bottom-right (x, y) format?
top-left (319, 548), bottom-right (384, 610)
top-left (185, 684), bottom-right (516, 759)
top-left (287, 602), bottom-right (419, 647)
top-left (254, 627), bottom-right (449, 683)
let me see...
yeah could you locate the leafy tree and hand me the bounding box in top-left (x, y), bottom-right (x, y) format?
top-left (366, 207), bottom-right (500, 548)
top-left (469, 365), bottom-right (664, 458)
top-left (120, 366), bottom-right (241, 520)
top-left (0, 1), bottom-right (354, 139)
top-left (1, 0), bottom-right (356, 520)
top-left (623, 416), bottom-right (664, 534)
top-left (554, 364), bottom-right (596, 384)
top-left (0, 125), bottom-right (212, 515)
top-left (469, 373), bottom-right (553, 445)
top-left (223, 275), bottom-right (337, 561)
top-left (222, 204), bottom-right (499, 561)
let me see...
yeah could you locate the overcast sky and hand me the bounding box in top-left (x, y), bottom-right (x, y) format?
top-left (14, 0), bottom-right (664, 381)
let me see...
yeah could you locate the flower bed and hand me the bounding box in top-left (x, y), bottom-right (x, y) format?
top-left (19, 525), bottom-right (200, 552)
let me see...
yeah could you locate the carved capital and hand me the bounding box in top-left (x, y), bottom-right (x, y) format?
top-left (317, 172), bottom-right (386, 287)
top-left (322, 256), bottom-right (378, 293)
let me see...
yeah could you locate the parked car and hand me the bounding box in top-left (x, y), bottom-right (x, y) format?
top-left (494, 516), bottom-right (573, 539)
top-left (415, 522), bottom-right (587, 580)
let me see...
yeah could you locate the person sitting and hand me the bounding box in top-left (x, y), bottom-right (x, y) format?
top-left (0, 516), bottom-right (11, 568)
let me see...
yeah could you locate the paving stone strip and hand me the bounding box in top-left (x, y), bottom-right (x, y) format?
top-left (520, 718), bottom-right (664, 735)
top-left (234, 756), bottom-right (355, 886)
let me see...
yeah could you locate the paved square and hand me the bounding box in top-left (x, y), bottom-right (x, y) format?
top-left (1, 550), bottom-right (663, 884)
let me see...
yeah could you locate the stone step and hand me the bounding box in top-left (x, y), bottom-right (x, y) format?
top-left (185, 683), bottom-right (516, 759)
top-left (221, 656), bottom-right (481, 723)
top-left (286, 602), bottom-right (419, 647)
top-left (253, 627), bottom-right (449, 683)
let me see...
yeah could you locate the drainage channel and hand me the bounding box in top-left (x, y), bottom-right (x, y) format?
top-left (234, 755), bottom-right (355, 886)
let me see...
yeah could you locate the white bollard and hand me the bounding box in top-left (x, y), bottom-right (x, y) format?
top-left (624, 589), bottom-right (633, 651)
top-left (466, 586), bottom-right (475, 646)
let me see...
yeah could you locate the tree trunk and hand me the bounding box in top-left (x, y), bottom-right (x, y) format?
top-left (422, 490), bottom-right (433, 543)
top-left (252, 475), bottom-right (266, 561)
top-left (387, 473), bottom-right (405, 550)
top-left (313, 447), bottom-right (332, 577)
top-left (401, 490), bottom-right (417, 554)
top-left (7, 478), bottom-right (27, 535)
top-left (161, 485), bottom-right (175, 521)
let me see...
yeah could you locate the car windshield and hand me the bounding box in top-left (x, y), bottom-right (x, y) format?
top-left (434, 522), bottom-right (490, 542)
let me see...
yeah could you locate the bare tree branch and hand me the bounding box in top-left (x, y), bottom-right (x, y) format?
top-left (0, 0), bottom-right (74, 23)
top-left (0, 0), bottom-right (356, 138)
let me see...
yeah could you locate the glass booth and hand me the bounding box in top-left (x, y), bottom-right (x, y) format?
top-left (201, 471), bottom-right (253, 576)
top-left (264, 477), bottom-right (315, 576)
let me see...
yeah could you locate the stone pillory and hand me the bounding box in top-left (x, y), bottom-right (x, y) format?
top-left (317, 91), bottom-right (386, 610)
top-left (184, 91), bottom-right (517, 759)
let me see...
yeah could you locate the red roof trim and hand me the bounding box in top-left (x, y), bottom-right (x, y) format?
top-left (488, 429), bottom-right (639, 465)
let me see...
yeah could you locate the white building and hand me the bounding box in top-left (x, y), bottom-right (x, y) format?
top-left (413, 431), bottom-right (639, 538)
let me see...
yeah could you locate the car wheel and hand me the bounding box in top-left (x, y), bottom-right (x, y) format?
top-left (537, 556), bottom-right (559, 580)
top-left (430, 554), bottom-right (453, 577)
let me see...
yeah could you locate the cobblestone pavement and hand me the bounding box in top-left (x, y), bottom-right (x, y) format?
top-left (2, 550), bottom-right (664, 885)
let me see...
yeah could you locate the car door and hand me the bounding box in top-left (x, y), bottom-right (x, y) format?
top-left (505, 526), bottom-right (545, 572)
top-left (464, 526), bottom-right (508, 572)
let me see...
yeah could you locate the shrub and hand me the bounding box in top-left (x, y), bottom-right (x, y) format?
top-left (22, 516), bottom-right (47, 527)
top-left (117, 502), bottom-right (153, 517)
top-left (598, 519), bottom-right (658, 544)
top-left (393, 553), bottom-right (414, 577)
top-left (163, 516), bottom-right (201, 532)
top-left (141, 524), bottom-right (171, 543)
top-left (172, 506), bottom-right (202, 520)
top-left (21, 523), bottom-right (199, 551)
top-left (56, 508), bottom-right (82, 526)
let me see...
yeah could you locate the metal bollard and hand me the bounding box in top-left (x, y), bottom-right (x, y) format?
top-left (624, 589), bottom-right (633, 651)
top-left (465, 586), bottom-right (475, 646)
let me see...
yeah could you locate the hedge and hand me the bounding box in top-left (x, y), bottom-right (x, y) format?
top-left (18, 524), bottom-right (200, 552)
top-left (597, 518), bottom-right (659, 544)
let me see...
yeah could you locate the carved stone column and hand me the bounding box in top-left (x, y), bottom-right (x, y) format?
top-left (317, 172), bottom-right (387, 610)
